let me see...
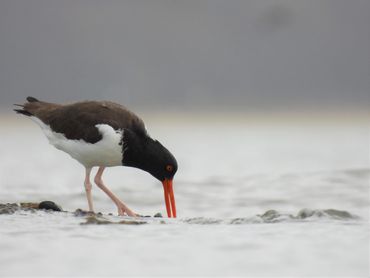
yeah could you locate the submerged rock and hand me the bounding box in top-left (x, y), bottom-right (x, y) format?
top-left (185, 217), bottom-right (222, 224)
top-left (257, 209), bottom-right (295, 222)
top-left (297, 208), bottom-right (356, 220)
top-left (81, 215), bottom-right (147, 225)
top-left (0, 201), bottom-right (63, 214)
top-left (259, 209), bottom-right (281, 221)
top-left (20, 202), bottom-right (39, 209)
top-left (74, 208), bottom-right (102, 217)
top-left (296, 209), bottom-right (318, 219)
top-left (323, 209), bottom-right (355, 219)
top-left (252, 208), bottom-right (358, 223)
top-left (0, 203), bottom-right (19, 214)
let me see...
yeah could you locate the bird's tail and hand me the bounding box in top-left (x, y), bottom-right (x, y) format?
top-left (13, 96), bottom-right (40, 116)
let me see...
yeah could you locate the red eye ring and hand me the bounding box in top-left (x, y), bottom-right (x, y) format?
top-left (166, 165), bottom-right (173, 172)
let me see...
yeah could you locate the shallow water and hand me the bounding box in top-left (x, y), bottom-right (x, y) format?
top-left (0, 115), bottom-right (369, 276)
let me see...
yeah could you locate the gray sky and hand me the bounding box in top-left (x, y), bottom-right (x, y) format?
top-left (0, 0), bottom-right (369, 113)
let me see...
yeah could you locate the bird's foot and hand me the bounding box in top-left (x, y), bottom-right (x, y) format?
top-left (117, 204), bottom-right (139, 217)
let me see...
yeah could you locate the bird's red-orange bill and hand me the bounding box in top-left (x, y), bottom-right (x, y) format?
top-left (162, 179), bottom-right (176, 218)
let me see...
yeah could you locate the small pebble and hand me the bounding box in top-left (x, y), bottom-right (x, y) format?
top-left (38, 201), bottom-right (62, 211)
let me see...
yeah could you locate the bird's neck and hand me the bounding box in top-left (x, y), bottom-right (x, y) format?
top-left (121, 129), bottom-right (151, 172)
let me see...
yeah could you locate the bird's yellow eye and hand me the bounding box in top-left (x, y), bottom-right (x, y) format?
top-left (166, 165), bottom-right (173, 172)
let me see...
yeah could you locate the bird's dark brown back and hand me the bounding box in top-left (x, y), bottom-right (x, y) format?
top-left (21, 99), bottom-right (147, 143)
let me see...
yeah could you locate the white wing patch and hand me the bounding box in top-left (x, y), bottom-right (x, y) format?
top-left (31, 117), bottom-right (123, 168)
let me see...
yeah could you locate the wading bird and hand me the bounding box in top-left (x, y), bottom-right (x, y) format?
top-left (14, 97), bottom-right (178, 217)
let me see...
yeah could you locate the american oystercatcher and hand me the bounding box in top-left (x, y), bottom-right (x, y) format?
top-left (14, 97), bottom-right (178, 218)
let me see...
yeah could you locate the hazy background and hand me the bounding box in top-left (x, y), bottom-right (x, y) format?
top-left (0, 0), bottom-right (369, 116)
top-left (0, 2), bottom-right (369, 276)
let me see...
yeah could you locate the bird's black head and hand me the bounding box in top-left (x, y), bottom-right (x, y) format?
top-left (121, 128), bottom-right (178, 218)
top-left (121, 129), bottom-right (178, 181)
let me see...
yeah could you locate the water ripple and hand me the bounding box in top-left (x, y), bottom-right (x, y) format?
top-left (79, 208), bottom-right (359, 225)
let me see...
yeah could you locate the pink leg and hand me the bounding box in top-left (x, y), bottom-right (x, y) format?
top-left (94, 167), bottom-right (138, 217)
top-left (84, 168), bottom-right (94, 212)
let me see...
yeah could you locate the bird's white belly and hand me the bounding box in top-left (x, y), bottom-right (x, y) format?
top-left (31, 117), bottom-right (123, 168)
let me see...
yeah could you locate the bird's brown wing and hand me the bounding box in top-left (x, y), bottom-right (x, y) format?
top-left (17, 98), bottom-right (147, 144)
